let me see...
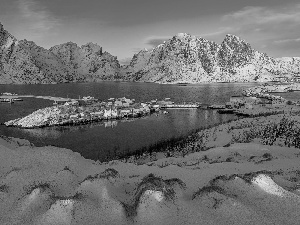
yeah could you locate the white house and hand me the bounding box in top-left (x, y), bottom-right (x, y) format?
top-left (70, 114), bottom-right (79, 119)
top-left (114, 100), bottom-right (123, 107)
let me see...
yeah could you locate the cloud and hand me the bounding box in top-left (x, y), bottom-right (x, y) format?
top-left (119, 57), bottom-right (132, 65)
top-left (271, 38), bottom-right (300, 56)
top-left (219, 3), bottom-right (300, 57)
top-left (132, 48), bottom-right (144, 53)
top-left (197, 27), bottom-right (234, 39)
top-left (274, 38), bottom-right (300, 44)
top-left (223, 4), bottom-right (300, 29)
top-left (144, 36), bottom-right (171, 48)
top-left (16, 0), bottom-right (61, 40)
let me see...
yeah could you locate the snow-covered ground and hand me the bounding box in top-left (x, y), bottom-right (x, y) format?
top-left (1, 131), bottom-right (300, 224)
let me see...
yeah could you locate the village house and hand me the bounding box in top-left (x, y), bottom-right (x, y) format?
top-left (157, 100), bottom-right (173, 106)
top-left (124, 98), bottom-right (134, 104)
top-left (82, 96), bottom-right (97, 105)
top-left (82, 96), bottom-right (96, 101)
top-left (114, 100), bottom-right (123, 107)
top-left (152, 104), bottom-right (160, 110)
top-left (79, 112), bottom-right (90, 119)
top-left (70, 100), bottom-right (79, 106)
top-left (90, 111), bottom-right (103, 119)
top-left (77, 100), bottom-right (88, 106)
top-left (120, 109), bottom-right (131, 117)
top-left (70, 114), bottom-right (80, 119)
top-left (64, 100), bottom-right (79, 106)
top-left (53, 99), bottom-right (69, 105)
top-left (57, 114), bottom-right (69, 121)
top-left (142, 106), bottom-right (151, 113)
top-left (103, 109), bottom-right (118, 118)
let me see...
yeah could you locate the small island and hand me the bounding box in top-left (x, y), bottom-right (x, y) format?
top-left (3, 96), bottom-right (203, 128)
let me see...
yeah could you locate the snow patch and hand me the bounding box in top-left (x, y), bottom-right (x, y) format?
top-left (252, 174), bottom-right (286, 197)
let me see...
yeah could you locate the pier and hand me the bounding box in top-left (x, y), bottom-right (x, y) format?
top-left (0, 94), bottom-right (74, 104)
top-left (160, 104), bottom-right (200, 108)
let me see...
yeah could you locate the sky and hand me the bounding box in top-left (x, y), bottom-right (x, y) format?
top-left (1, 0), bottom-right (300, 64)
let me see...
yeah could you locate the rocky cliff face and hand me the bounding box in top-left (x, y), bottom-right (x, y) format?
top-left (127, 33), bottom-right (300, 83)
top-left (0, 23), bottom-right (76, 84)
top-left (49, 42), bottom-right (121, 82)
top-left (0, 23), bottom-right (121, 84)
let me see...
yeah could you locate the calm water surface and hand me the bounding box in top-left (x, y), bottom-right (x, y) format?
top-left (0, 82), bottom-right (259, 161)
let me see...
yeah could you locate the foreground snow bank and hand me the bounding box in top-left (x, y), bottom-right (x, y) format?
top-left (0, 136), bottom-right (300, 224)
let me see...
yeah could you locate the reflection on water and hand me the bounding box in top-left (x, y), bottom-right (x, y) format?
top-left (204, 110), bottom-right (208, 120)
top-left (104, 121), bottom-right (118, 128)
top-left (21, 127), bottom-right (62, 139)
top-left (212, 110), bottom-right (217, 121)
top-left (0, 82), bottom-right (259, 161)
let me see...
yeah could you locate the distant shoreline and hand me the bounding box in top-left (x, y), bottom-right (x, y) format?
top-left (0, 80), bottom-right (264, 85)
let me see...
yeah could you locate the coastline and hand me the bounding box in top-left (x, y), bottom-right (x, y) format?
top-left (1, 110), bottom-right (300, 224)
top-left (0, 79), bottom-right (264, 85)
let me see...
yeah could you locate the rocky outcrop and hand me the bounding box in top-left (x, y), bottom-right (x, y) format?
top-left (0, 23), bottom-right (121, 84)
top-left (4, 106), bottom-right (62, 128)
top-left (126, 33), bottom-right (300, 83)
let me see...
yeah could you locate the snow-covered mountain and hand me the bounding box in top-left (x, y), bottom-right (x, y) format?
top-left (1, 21), bottom-right (300, 84)
top-left (0, 23), bottom-right (121, 84)
top-left (126, 33), bottom-right (300, 83)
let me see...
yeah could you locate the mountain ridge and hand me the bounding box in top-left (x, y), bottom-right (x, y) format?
top-left (125, 32), bottom-right (300, 83)
top-left (0, 23), bottom-right (121, 84)
top-left (1, 22), bottom-right (300, 84)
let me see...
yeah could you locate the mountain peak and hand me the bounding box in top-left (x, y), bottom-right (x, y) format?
top-left (82, 42), bottom-right (100, 48)
top-left (173, 33), bottom-right (190, 39)
top-left (223, 34), bottom-right (249, 45)
top-left (81, 42), bottom-right (103, 56)
top-left (225, 33), bottom-right (239, 38)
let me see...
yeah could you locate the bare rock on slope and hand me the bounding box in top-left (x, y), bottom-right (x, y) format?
top-left (0, 23), bottom-right (75, 84)
top-left (0, 22), bottom-right (121, 84)
top-left (49, 42), bottom-right (121, 82)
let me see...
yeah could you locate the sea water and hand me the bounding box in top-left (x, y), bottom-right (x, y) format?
top-left (0, 81), bottom-right (259, 161)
